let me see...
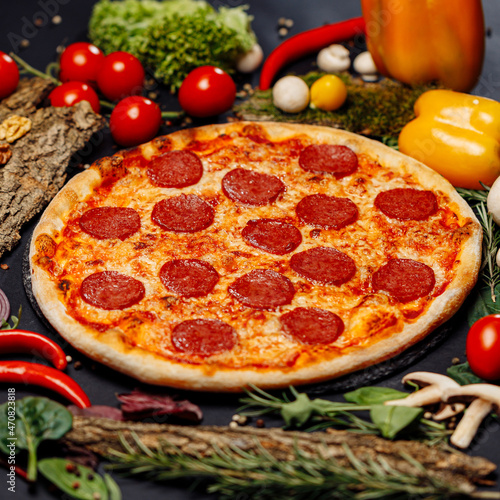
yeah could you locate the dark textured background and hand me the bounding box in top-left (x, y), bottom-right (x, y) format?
top-left (1, 1), bottom-right (499, 498)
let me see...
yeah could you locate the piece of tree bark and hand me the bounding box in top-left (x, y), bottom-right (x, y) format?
top-left (0, 77), bottom-right (106, 258)
top-left (65, 416), bottom-right (496, 493)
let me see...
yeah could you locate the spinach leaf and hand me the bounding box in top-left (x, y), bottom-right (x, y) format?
top-left (447, 362), bottom-right (485, 385)
top-left (344, 387), bottom-right (409, 405)
top-left (0, 397), bottom-right (72, 481)
top-left (38, 458), bottom-right (110, 500)
top-left (370, 405), bottom-right (423, 439)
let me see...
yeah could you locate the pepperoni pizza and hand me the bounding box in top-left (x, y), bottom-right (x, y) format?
top-left (29, 122), bottom-right (482, 391)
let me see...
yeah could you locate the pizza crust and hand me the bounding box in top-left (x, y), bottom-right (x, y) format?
top-left (30, 122), bottom-right (482, 391)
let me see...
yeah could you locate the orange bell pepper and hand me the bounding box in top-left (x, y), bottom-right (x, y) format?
top-left (361, 0), bottom-right (485, 92)
top-left (398, 90), bottom-right (500, 190)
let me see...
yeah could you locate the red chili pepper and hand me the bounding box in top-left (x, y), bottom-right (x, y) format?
top-left (259, 16), bottom-right (366, 90)
top-left (0, 361), bottom-right (91, 408)
top-left (0, 330), bottom-right (67, 370)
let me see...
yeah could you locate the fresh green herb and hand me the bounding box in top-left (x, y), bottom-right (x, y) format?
top-left (88, 0), bottom-right (256, 92)
top-left (38, 458), bottom-right (113, 500)
top-left (239, 385), bottom-right (450, 444)
top-left (344, 386), bottom-right (409, 405)
top-left (1, 305), bottom-right (21, 330)
top-left (447, 362), bottom-right (485, 386)
top-left (108, 433), bottom-right (469, 500)
top-left (0, 397), bottom-right (72, 481)
top-left (370, 405), bottom-right (423, 440)
top-left (457, 186), bottom-right (500, 306)
top-left (103, 473), bottom-right (122, 500)
top-left (234, 73), bottom-right (441, 140)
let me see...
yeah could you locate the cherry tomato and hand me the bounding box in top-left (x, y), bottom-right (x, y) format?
top-left (59, 42), bottom-right (105, 85)
top-left (310, 74), bottom-right (347, 111)
top-left (466, 314), bottom-right (500, 381)
top-left (48, 82), bottom-right (101, 114)
top-left (110, 96), bottom-right (161, 147)
top-left (97, 51), bottom-right (145, 101)
top-left (178, 66), bottom-right (236, 118)
top-left (0, 51), bottom-right (20, 99)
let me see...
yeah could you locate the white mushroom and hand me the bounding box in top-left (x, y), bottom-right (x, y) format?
top-left (236, 43), bottom-right (264, 73)
top-left (384, 371), bottom-right (465, 420)
top-left (353, 51), bottom-right (378, 82)
top-left (442, 384), bottom-right (500, 449)
top-left (272, 76), bottom-right (310, 113)
top-left (487, 174), bottom-right (500, 225)
top-left (316, 44), bottom-right (351, 73)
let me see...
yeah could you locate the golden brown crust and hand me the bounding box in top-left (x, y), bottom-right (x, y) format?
top-left (30, 122), bottom-right (482, 391)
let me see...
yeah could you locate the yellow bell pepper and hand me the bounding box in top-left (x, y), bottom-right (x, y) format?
top-left (398, 90), bottom-right (500, 190)
top-left (361, 0), bottom-right (485, 92)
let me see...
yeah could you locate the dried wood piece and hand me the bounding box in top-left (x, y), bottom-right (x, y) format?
top-left (65, 416), bottom-right (496, 493)
top-left (0, 77), bottom-right (106, 258)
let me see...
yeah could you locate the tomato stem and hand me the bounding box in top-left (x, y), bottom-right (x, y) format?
top-left (161, 110), bottom-right (184, 119)
top-left (99, 99), bottom-right (115, 109)
top-left (9, 52), bottom-right (59, 85)
top-left (100, 100), bottom-right (183, 121)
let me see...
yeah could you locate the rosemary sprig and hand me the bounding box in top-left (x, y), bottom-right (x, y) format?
top-left (238, 385), bottom-right (451, 445)
top-left (108, 433), bottom-right (469, 500)
top-left (457, 186), bottom-right (500, 302)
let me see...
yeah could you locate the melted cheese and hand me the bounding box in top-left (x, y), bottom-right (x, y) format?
top-left (45, 130), bottom-right (471, 371)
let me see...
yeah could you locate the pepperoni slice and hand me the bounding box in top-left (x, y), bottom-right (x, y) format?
top-left (151, 194), bottom-right (214, 232)
top-left (242, 219), bottom-right (302, 255)
top-left (373, 258), bottom-right (435, 303)
top-left (299, 144), bottom-right (358, 178)
top-left (229, 269), bottom-right (295, 309)
top-left (296, 194), bottom-right (358, 229)
top-left (147, 150), bottom-right (203, 188)
top-left (80, 271), bottom-right (145, 310)
top-left (222, 168), bottom-right (285, 206)
top-left (290, 247), bottom-right (356, 285)
top-left (375, 188), bottom-right (438, 220)
top-left (280, 307), bottom-right (344, 345)
top-left (160, 259), bottom-right (219, 297)
top-left (79, 207), bottom-right (141, 240)
top-left (172, 319), bottom-right (237, 356)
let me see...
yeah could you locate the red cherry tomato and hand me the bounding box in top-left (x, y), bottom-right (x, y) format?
top-left (0, 51), bottom-right (20, 99)
top-left (48, 82), bottom-right (101, 114)
top-left (466, 314), bottom-right (500, 381)
top-left (110, 96), bottom-right (162, 147)
top-left (178, 66), bottom-right (236, 118)
top-left (97, 51), bottom-right (145, 102)
top-left (59, 42), bottom-right (105, 85)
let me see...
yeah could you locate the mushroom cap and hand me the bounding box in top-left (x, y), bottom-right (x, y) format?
top-left (487, 174), bottom-right (500, 225)
top-left (443, 383), bottom-right (500, 410)
top-left (402, 371), bottom-right (461, 389)
top-left (272, 76), bottom-right (310, 113)
top-left (317, 44), bottom-right (351, 73)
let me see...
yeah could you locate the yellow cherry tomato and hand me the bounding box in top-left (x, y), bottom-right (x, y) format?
top-left (310, 75), bottom-right (347, 111)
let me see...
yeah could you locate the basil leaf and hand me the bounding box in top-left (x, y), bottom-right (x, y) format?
top-left (447, 362), bottom-right (485, 385)
top-left (39, 458), bottom-right (109, 500)
top-left (370, 405), bottom-right (423, 439)
top-left (467, 286), bottom-right (500, 326)
top-left (344, 387), bottom-right (409, 406)
top-left (281, 393), bottom-right (315, 427)
top-left (0, 397), bottom-right (72, 481)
